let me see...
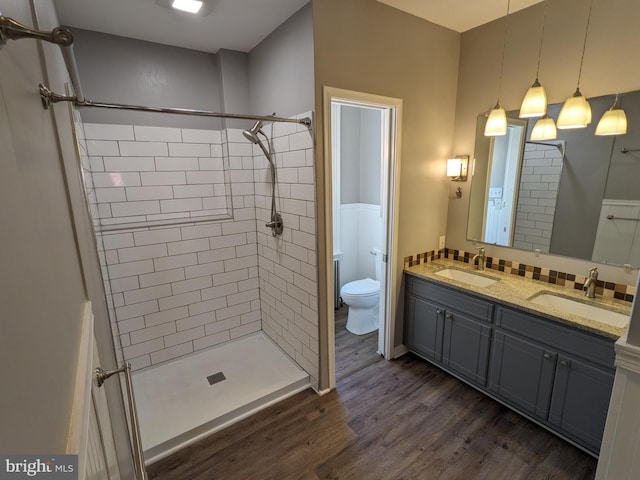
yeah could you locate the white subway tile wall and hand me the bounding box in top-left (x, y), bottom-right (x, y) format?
top-left (83, 124), bottom-right (232, 227)
top-left (76, 117), bottom-right (318, 389)
top-left (254, 116), bottom-right (318, 385)
top-left (513, 142), bottom-right (564, 253)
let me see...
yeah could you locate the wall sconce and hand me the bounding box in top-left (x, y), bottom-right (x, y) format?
top-left (447, 155), bottom-right (469, 181)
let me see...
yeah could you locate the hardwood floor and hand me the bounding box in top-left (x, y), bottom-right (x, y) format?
top-left (148, 306), bottom-right (597, 479)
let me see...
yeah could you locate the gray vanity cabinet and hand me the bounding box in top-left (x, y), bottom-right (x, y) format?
top-left (548, 354), bottom-right (615, 453)
top-left (404, 273), bottom-right (617, 455)
top-left (442, 310), bottom-right (492, 386)
top-left (404, 275), bottom-right (493, 387)
top-left (404, 295), bottom-right (444, 362)
top-left (489, 331), bottom-right (557, 420)
top-left (493, 305), bottom-right (615, 454)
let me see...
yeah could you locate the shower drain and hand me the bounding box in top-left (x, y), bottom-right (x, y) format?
top-left (206, 372), bottom-right (226, 385)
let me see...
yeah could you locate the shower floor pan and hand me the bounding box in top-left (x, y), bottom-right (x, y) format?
top-left (133, 332), bottom-right (310, 464)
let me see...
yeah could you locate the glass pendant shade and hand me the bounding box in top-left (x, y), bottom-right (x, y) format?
top-left (557, 88), bottom-right (592, 129)
top-left (595, 108), bottom-right (627, 136)
top-left (484, 103), bottom-right (507, 136)
top-left (519, 79), bottom-right (547, 118)
top-left (530, 114), bottom-right (557, 140)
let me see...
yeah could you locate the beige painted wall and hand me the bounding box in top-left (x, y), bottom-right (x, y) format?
top-left (0, 0), bottom-right (87, 452)
top-left (0, 0), bottom-right (132, 469)
top-left (447, 0), bottom-right (640, 289)
top-left (312, 0), bottom-right (460, 387)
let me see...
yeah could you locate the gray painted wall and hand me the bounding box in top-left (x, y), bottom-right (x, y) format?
top-left (549, 97), bottom-right (614, 260)
top-left (248, 3), bottom-right (314, 118)
top-left (604, 90), bottom-right (640, 201)
top-left (359, 108), bottom-right (382, 205)
top-left (340, 106), bottom-right (382, 205)
top-left (341, 106), bottom-right (361, 204)
top-left (217, 48), bottom-right (252, 130)
top-left (70, 28), bottom-right (224, 129)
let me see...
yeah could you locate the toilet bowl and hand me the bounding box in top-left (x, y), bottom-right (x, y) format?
top-left (340, 278), bottom-right (380, 334)
top-left (340, 248), bottom-right (382, 335)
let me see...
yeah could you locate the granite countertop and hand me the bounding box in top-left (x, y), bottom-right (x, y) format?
top-left (405, 259), bottom-right (631, 340)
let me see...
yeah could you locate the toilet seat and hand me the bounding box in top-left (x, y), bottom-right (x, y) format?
top-left (341, 278), bottom-right (380, 296)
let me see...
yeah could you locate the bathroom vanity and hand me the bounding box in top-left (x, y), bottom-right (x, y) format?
top-left (403, 261), bottom-right (630, 456)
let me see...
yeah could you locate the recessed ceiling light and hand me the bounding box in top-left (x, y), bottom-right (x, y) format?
top-left (155, 0), bottom-right (218, 17)
top-left (172, 0), bottom-right (203, 14)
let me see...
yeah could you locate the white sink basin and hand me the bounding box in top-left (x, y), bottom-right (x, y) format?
top-left (530, 293), bottom-right (629, 328)
top-left (435, 268), bottom-right (498, 287)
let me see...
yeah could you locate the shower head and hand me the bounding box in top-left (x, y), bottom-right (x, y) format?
top-left (242, 120), bottom-right (263, 144)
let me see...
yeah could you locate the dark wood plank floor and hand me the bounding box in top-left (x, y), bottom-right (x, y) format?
top-left (148, 306), bottom-right (597, 480)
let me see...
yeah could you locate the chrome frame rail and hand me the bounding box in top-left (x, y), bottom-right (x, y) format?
top-left (39, 84), bottom-right (312, 127)
top-left (0, 14), bottom-right (85, 102)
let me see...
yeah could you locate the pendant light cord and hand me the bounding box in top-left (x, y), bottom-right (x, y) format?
top-left (576, 0), bottom-right (594, 88)
top-left (534, 0), bottom-right (548, 79)
top-left (496, 0), bottom-right (512, 101)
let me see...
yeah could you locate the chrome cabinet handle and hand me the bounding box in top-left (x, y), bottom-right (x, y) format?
top-left (543, 353), bottom-right (552, 360)
top-left (445, 313), bottom-right (453, 319)
top-left (559, 359), bottom-right (571, 368)
top-left (436, 309), bottom-right (443, 315)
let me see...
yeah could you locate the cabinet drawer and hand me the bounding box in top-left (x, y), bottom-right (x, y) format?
top-left (495, 307), bottom-right (615, 368)
top-left (408, 276), bottom-right (494, 322)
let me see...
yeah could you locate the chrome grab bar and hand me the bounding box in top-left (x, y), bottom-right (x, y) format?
top-left (96, 364), bottom-right (147, 480)
top-left (607, 215), bottom-right (640, 221)
top-left (0, 15), bottom-right (84, 102)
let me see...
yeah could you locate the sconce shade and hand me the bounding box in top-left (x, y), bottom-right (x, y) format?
top-left (484, 103), bottom-right (507, 136)
top-left (446, 155), bottom-right (468, 181)
top-left (530, 114), bottom-right (557, 140)
top-left (447, 159), bottom-right (462, 178)
top-left (557, 88), bottom-right (592, 129)
top-left (519, 79), bottom-right (547, 118)
top-left (595, 108), bottom-right (627, 136)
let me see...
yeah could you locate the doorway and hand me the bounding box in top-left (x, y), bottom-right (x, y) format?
top-left (322, 87), bottom-right (402, 390)
top-left (483, 119), bottom-right (526, 246)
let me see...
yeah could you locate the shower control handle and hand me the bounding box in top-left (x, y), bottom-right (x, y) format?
top-left (265, 212), bottom-right (284, 236)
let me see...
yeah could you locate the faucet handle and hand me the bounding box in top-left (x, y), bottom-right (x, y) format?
top-left (589, 266), bottom-right (598, 278)
top-left (476, 246), bottom-right (485, 253)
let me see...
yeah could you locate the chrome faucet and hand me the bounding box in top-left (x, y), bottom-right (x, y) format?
top-left (472, 247), bottom-right (486, 271)
top-left (584, 267), bottom-right (599, 298)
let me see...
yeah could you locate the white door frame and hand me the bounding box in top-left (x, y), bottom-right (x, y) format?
top-left (322, 86), bottom-right (403, 390)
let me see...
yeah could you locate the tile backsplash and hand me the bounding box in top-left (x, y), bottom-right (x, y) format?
top-left (404, 248), bottom-right (636, 303)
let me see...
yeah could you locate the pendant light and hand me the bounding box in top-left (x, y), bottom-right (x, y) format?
top-left (595, 94), bottom-right (628, 136)
top-left (519, 0), bottom-right (549, 118)
top-left (530, 114), bottom-right (557, 141)
top-left (484, 0), bottom-right (511, 137)
top-left (557, 0), bottom-right (594, 129)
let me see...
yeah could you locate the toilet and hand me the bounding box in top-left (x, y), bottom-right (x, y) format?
top-left (340, 249), bottom-right (382, 335)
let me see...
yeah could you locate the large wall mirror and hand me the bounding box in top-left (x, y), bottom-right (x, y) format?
top-left (468, 90), bottom-right (640, 268)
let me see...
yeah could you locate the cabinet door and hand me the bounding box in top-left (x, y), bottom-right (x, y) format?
top-left (442, 310), bottom-right (492, 386)
top-left (548, 355), bottom-right (615, 454)
top-left (405, 295), bottom-right (444, 362)
top-left (489, 331), bottom-right (557, 420)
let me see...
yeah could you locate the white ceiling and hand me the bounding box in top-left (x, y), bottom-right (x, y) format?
top-left (53, 0), bottom-right (311, 53)
top-left (377, 0), bottom-right (543, 32)
top-left (53, 0), bottom-right (543, 54)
